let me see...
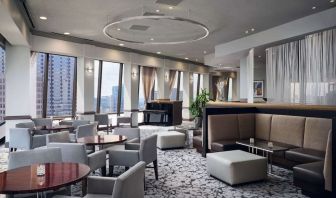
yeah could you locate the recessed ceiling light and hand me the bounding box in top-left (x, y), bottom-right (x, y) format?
top-left (119, 43), bottom-right (124, 46)
top-left (64, 32), bottom-right (70, 35)
top-left (185, 57), bottom-right (189, 60)
top-left (156, 52), bottom-right (161, 54)
top-left (251, 28), bottom-right (255, 32)
top-left (150, 38), bottom-right (154, 41)
top-left (245, 30), bottom-right (249, 34)
top-left (312, 6), bottom-right (316, 10)
top-left (203, 51), bottom-right (207, 54)
top-left (331, 0), bottom-right (335, 3)
top-left (39, 16), bottom-right (47, 20)
top-left (156, 9), bottom-right (160, 12)
top-left (258, 55), bottom-right (262, 58)
top-left (117, 28), bottom-right (121, 31)
top-left (169, 6), bottom-right (174, 10)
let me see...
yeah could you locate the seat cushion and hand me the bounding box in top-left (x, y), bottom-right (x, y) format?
top-left (293, 161), bottom-right (324, 190)
top-left (270, 115), bottom-right (305, 147)
top-left (211, 140), bottom-right (240, 152)
top-left (208, 114), bottom-right (239, 149)
top-left (157, 131), bottom-right (185, 149)
top-left (286, 148), bottom-right (325, 164)
top-left (255, 114), bottom-right (272, 141)
top-left (304, 117), bottom-right (331, 151)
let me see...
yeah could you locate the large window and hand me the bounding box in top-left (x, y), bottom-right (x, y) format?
top-left (94, 60), bottom-right (124, 114)
top-left (35, 53), bottom-right (76, 117)
top-left (0, 46), bottom-right (5, 121)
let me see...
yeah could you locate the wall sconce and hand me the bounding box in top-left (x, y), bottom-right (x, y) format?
top-left (86, 67), bottom-right (93, 73)
top-left (165, 72), bottom-right (169, 81)
top-left (131, 71), bottom-right (138, 78)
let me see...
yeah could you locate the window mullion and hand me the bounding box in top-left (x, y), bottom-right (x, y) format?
top-left (96, 60), bottom-right (103, 113)
top-left (72, 58), bottom-right (77, 118)
top-left (117, 63), bottom-right (123, 115)
top-left (42, 53), bottom-right (49, 118)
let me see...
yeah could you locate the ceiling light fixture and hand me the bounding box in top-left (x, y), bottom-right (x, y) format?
top-left (150, 38), bottom-right (154, 41)
top-left (119, 43), bottom-right (124, 46)
top-left (251, 28), bottom-right (255, 32)
top-left (331, 0), bottom-right (335, 3)
top-left (258, 55), bottom-right (262, 58)
top-left (312, 6), bottom-right (316, 10)
top-left (157, 51), bottom-right (161, 54)
top-left (245, 30), bottom-right (249, 34)
top-left (203, 51), bottom-right (207, 54)
top-left (117, 28), bottom-right (121, 31)
top-left (185, 57), bottom-right (189, 60)
top-left (39, 16), bottom-right (47, 20)
top-left (156, 9), bottom-right (160, 12)
top-left (64, 32), bottom-right (70, 35)
top-left (103, 15), bottom-right (210, 45)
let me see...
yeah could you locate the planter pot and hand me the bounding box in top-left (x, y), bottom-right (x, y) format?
top-left (194, 117), bottom-right (202, 128)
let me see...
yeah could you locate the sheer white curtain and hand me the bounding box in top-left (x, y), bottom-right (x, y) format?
top-left (266, 28), bottom-right (336, 105)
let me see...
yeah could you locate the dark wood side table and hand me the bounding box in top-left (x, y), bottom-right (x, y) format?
top-left (0, 162), bottom-right (90, 197)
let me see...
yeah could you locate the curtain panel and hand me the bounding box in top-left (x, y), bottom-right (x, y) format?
top-left (141, 66), bottom-right (156, 104)
top-left (266, 28), bottom-right (336, 105)
top-left (168, 70), bottom-right (177, 95)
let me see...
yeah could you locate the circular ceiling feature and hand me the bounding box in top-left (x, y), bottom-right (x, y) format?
top-left (103, 15), bottom-right (209, 45)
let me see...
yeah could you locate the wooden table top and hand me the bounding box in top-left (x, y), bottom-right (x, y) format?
top-left (0, 162), bottom-right (90, 194)
top-left (77, 135), bottom-right (127, 146)
top-left (33, 125), bottom-right (74, 131)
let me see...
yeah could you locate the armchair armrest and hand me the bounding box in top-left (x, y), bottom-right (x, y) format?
top-left (32, 135), bottom-right (47, 149)
top-left (108, 150), bottom-right (139, 167)
top-left (127, 137), bottom-right (140, 144)
top-left (87, 176), bottom-right (117, 195)
top-left (125, 142), bottom-right (140, 150)
top-left (88, 150), bottom-right (106, 171)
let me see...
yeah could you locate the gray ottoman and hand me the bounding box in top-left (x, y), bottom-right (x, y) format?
top-left (207, 150), bottom-right (267, 185)
top-left (157, 131), bottom-right (185, 149)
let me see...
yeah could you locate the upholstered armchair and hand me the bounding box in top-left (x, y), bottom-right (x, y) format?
top-left (46, 131), bottom-right (71, 144)
top-left (108, 134), bottom-right (158, 179)
top-left (54, 161), bottom-right (145, 198)
top-left (32, 118), bottom-right (53, 127)
top-left (9, 128), bottom-right (47, 151)
top-left (47, 143), bottom-right (107, 176)
top-left (69, 123), bottom-right (96, 142)
top-left (94, 114), bottom-right (112, 133)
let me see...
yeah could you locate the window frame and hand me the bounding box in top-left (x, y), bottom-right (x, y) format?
top-left (94, 60), bottom-right (124, 115)
top-left (37, 52), bottom-right (77, 118)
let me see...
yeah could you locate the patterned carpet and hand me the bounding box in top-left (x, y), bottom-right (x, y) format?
top-left (0, 125), bottom-right (308, 198)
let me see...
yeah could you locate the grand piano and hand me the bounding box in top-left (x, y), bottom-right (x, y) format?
top-left (144, 100), bottom-right (182, 126)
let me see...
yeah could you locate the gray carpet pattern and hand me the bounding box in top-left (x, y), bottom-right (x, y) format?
top-left (0, 125), bottom-right (308, 198)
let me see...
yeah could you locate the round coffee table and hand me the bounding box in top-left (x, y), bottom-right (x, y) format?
top-left (33, 125), bottom-right (74, 133)
top-left (0, 162), bottom-right (90, 196)
top-left (77, 135), bottom-right (127, 151)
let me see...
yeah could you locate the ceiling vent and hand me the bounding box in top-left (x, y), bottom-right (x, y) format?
top-left (155, 0), bottom-right (183, 6)
top-left (129, 25), bottom-right (150, 31)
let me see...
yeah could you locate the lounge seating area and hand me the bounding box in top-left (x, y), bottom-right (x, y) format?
top-left (0, 0), bottom-right (335, 198)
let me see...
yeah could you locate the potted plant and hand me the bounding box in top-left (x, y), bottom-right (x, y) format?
top-left (189, 89), bottom-right (210, 128)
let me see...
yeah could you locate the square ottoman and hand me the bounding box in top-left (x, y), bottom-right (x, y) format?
top-left (157, 131), bottom-right (185, 149)
top-left (207, 150), bottom-right (267, 185)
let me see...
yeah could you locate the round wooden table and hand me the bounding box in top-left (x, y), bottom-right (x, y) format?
top-left (0, 162), bottom-right (90, 196)
top-left (77, 135), bottom-right (127, 151)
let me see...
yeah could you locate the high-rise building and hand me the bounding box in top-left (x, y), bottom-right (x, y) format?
top-left (0, 47), bottom-right (5, 121)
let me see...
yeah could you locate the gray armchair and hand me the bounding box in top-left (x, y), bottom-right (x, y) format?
top-left (47, 143), bottom-right (107, 176)
top-left (95, 114), bottom-right (112, 133)
top-left (69, 123), bottom-right (96, 142)
top-left (46, 131), bottom-right (71, 144)
top-left (54, 161), bottom-right (145, 198)
top-left (108, 134), bottom-right (158, 179)
top-left (72, 120), bottom-right (90, 129)
top-left (16, 121), bottom-right (49, 135)
top-left (104, 127), bottom-right (140, 151)
top-left (32, 118), bottom-right (53, 127)
top-left (8, 147), bottom-right (62, 170)
top-left (9, 128), bottom-right (47, 151)
top-left (117, 113), bottom-right (133, 127)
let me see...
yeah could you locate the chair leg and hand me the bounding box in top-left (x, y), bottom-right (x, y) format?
top-left (109, 165), bottom-right (114, 176)
top-left (125, 166), bottom-right (129, 171)
top-left (153, 160), bottom-right (158, 180)
top-left (82, 178), bottom-right (87, 196)
top-left (101, 166), bottom-right (106, 176)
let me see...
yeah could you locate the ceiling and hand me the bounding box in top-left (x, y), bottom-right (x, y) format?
top-left (25, 0), bottom-right (335, 65)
